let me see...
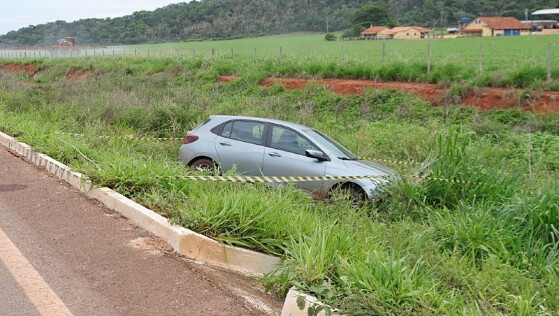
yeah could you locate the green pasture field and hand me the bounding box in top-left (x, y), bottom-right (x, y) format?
top-left (118, 33), bottom-right (559, 67)
top-left (3, 33), bottom-right (559, 88)
top-left (1, 56), bottom-right (559, 314)
top-left (120, 33), bottom-right (559, 79)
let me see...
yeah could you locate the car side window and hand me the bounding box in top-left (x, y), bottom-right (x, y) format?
top-left (270, 125), bottom-right (317, 155)
top-left (227, 120), bottom-right (265, 145)
top-left (221, 121), bottom-right (233, 138)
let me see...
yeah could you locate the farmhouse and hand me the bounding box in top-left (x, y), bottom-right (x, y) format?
top-left (385, 26), bottom-right (433, 39)
top-left (461, 17), bottom-right (530, 37)
top-left (360, 26), bottom-right (433, 39)
top-left (361, 26), bottom-right (390, 39)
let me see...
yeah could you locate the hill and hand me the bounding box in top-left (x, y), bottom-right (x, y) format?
top-left (1, 0), bottom-right (557, 46)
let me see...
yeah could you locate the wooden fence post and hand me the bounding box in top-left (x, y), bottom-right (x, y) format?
top-left (427, 43), bottom-right (431, 76)
top-left (547, 43), bottom-right (552, 81)
top-left (382, 41), bottom-right (386, 63)
top-left (479, 43), bottom-right (484, 74)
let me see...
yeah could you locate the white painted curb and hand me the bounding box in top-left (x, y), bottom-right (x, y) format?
top-left (0, 131), bottom-right (280, 275)
top-left (281, 287), bottom-right (339, 316)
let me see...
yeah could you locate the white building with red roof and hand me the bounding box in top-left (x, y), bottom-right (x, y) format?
top-left (361, 25), bottom-right (433, 39)
top-left (461, 17), bottom-right (530, 37)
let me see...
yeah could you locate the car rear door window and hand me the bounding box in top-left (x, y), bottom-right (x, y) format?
top-left (270, 125), bottom-right (317, 155)
top-left (229, 121), bottom-right (265, 145)
top-left (221, 121), bottom-right (233, 137)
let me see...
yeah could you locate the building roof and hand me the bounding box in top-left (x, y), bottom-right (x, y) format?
top-left (414, 26), bottom-right (433, 33)
top-left (386, 27), bottom-right (410, 35)
top-left (531, 9), bottom-right (559, 15)
top-left (476, 17), bottom-right (530, 30)
top-left (361, 26), bottom-right (387, 35)
top-left (385, 26), bottom-right (432, 35)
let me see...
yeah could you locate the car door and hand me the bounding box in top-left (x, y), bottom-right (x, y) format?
top-left (262, 124), bottom-right (327, 194)
top-left (214, 120), bottom-right (266, 176)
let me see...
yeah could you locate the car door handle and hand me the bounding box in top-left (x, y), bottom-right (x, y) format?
top-left (219, 142), bottom-right (231, 146)
top-left (268, 152), bottom-right (281, 157)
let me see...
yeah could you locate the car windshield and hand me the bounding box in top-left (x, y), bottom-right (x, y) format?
top-left (304, 129), bottom-right (359, 160)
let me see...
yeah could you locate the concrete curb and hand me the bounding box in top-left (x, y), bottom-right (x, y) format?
top-left (0, 131), bottom-right (280, 275)
top-left (281, 287), bottom-right (338, 316)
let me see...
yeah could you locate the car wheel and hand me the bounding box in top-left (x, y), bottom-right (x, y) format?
top-left (331, 183), bottom-right (367, 207)
top-left (345, 184), bottom-right (367, 207)
top-left (190, 158), bottom-right (219, 175)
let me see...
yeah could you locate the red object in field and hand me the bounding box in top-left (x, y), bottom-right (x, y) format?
top-left (183, 134), bottom-right (199, 144)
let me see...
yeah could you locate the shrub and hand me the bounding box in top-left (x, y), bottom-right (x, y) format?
top-left (324, 33), bottom-right (337, 41)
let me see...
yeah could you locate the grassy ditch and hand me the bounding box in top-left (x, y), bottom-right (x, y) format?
top-left (1, 57), bottom-right (559, 314)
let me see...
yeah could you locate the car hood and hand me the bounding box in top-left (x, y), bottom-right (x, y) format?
top-left (342, 160), bottom-right (396, 176)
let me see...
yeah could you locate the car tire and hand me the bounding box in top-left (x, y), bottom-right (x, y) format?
top-left (330, 183), bottom-right (367, 207)
top-left (344, 184), bottom-right (367, 207)
top-left (190, 158), bottom-right (219, 175)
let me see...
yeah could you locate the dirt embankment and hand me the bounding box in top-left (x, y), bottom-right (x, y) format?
top-left (2, 64), bottom-right (98, 81)
top-left (65, 69), bottom-right (97, 80)
top-left (3, 65), bottom-right (558, 113)
top-left (2, 63), bottom-right (38, 75)
top-left (221, 75), bottom-right (559, 114)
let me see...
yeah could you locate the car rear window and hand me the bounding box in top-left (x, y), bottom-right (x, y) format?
top-left (196, 118), bottom-right (212, 130)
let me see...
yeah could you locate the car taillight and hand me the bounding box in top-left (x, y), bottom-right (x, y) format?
top-left (183, 133), bottom-right (199, 144)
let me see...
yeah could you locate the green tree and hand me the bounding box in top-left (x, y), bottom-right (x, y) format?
top-left (351, 4), bottom-right (396, 27)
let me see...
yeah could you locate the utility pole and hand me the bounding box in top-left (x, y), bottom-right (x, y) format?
top-left (326, 17), bottom-right (329, 33)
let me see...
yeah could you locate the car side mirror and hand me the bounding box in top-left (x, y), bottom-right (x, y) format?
top-left (305, 150), bottom-right (329, 161)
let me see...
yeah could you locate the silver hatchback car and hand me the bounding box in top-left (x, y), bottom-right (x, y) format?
top-left (179, 115), bottom-right (395, 200)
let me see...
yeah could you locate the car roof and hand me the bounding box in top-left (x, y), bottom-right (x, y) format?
top-left (209, 115), bottom-right (312, 131)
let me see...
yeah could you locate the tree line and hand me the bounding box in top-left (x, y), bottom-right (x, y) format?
top-left (1, 0), bottom-right (557, 47)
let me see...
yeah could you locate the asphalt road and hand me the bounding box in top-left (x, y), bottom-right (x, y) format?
top-left (0, 146), bottom-right (282, 315)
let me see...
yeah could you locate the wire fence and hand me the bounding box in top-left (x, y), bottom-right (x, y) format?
top-left (1, 40), bottom-right (558, 78)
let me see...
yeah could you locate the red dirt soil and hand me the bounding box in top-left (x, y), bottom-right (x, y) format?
top-left (220, 75), bottom-right (559, 114)
top-left (2, 64), bottom-right (98, 81)
top-left (65, 69), bottom-right (96, 80)
top-left (2, 63), bottom-right (38, 75)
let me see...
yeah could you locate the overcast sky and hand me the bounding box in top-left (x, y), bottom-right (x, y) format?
top-left (0, 1), bottom-right (189, 35)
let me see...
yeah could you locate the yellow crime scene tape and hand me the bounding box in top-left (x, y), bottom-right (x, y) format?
top-left (154, 174), bottom-right (482, 185)
top-left (55, 131), bottom-right (482, 185)
top-left (155, 174), bottom-right (395, 183)
top-left (359, 156), bottom-right (420, 166)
